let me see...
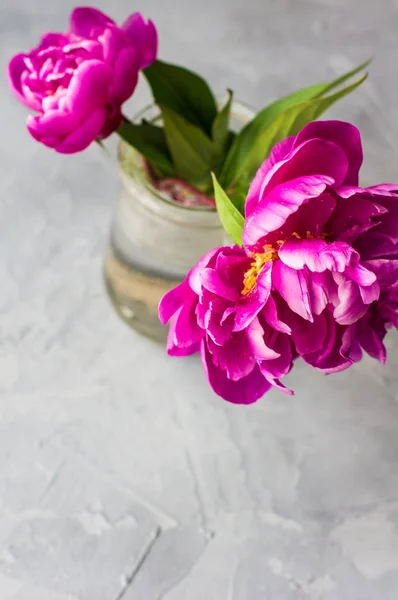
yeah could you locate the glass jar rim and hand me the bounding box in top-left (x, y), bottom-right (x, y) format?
top-left (118, 99), bottom-right (256, 215)
top-left (117, 140), bottom-right (217, 215)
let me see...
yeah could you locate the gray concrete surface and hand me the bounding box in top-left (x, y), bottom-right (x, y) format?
top-left (1, 0), bottom-right (398, 598)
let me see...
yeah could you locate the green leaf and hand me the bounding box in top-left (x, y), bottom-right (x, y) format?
top-left (161, 105), bottom-right (215, 185)
top-left (218, 88), bottom-right (322, 189)
top-left (228, 174), bottom-right (252, 215)
top-left (95, 139), bottom-right (111, 157)
top-left (220, 69), bottom-right (369, 190)
top-left (211, 173), bottom-right (244, 246)
top-left (117, 120), bottom-right (174, 176)
top-left (212, 90), bottom-right (233, 155)
top-left (251, 72), bottom-right (368, 182)
top-left (281, 73), bottom-right (369, 142)
top-left (318, 58), bottom-right (372, 96)
top-left (144, 60), bottom-right (217, 135)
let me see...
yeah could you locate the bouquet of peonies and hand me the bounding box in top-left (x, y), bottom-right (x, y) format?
top-left (9, 6), bottom-right (397, 404)
top-left (160, 122), bottom-right (398, 403)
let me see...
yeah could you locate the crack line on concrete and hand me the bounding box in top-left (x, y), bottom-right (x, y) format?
top-left (114, 526), bottom-right (162, 600)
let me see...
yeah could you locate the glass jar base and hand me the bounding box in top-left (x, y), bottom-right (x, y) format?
top-left (103, 246), bottom-right (180, 343)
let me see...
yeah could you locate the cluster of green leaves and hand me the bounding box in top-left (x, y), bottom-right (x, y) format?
top-left (218, 60), bottom-right (370, 216)
top-left (118, 60), bottom-right (234, 192)
top-left (117, 58), bottom-right (370, 222)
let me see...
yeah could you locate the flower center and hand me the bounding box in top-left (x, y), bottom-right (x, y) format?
top-left (242, 245), bottom-right (278, 295)
top-left (241, 231), bottom-right (324, 296)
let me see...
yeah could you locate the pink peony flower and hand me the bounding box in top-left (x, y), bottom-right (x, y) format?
top-left (159, 246), bottom-right (294, 404)
top-left (243, 121), bottom-right (385, 327)
top-left (159, 120), bottom-right (398, 404)
top-left (8, 7), bottom-right (157, 153)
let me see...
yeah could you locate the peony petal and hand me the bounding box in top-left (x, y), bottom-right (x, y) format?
top-left (8, 54), bottom-right (42, 110)
top-left (279, 239), bottom-right (356, 273)
top-left (21, 77), bottom-right (49, 111)
top-left (202, 297), bottom-right (234, 346)
top-left (166, 316), bottom-right (200, 357)
top-left (201, 341), bottom-right (271, 404)
top-left (66, 60), bottom-right (113, 121)
top-left (357, 319), bottom-right (387, 364)
top-left (195, 300), bottom-right (210, 330)
top-left (380, 303), bottom-right (398, 329)
top-left (200, 268), bottom-right (239, 302)
top-left (304, 312), bottom-right (337, 366)
top-left (344, 263), bottom-right (377, 286)
top-left (301, 311), bottom-right (357, 374)
top-left (367, 184), bottom-right (398, 195)
top-left (98, 108), bottom-right (123, 140)
top-left (172, 298), bottom-right (205, 348)
top-left (266, 136), bottom-right (296, 169)
top-left (8, 54), bottom-right (25, 96)
top-left (188, 247), bottom-right (220, 294)
top-left (346, 339), bottom-right (363, 365)
top-left (260, 375), bottom-right (294, 395)
top-left (122, 13), bottom-right (158, 68)
top-left (366, 191), bottom-right (398, 237)
top-left (260, 329), bottom-right (293, 379)
top-left (158, 280), bottom-right (188, 324)
top-left (245, 136), bottom-right (295, 214)
top-left (282, 192), bottom-right (336, 239)
top-left (246, 317), bottom-right (280, 360)
top-left (233, 261), bottom-right (272, 331)
top-left (263, 294), bottom-right (291, 334)
top-left (26, 110), bottom-right (77, 138)
top-left (215, 251), bottom-right (249, 287)
top-left (108, 47), bottom-right (139, 104)
top-left (207, 309), bottom-right (234, 346)
top-left (54, 108), bottom-right (106, 153)
top-left (293, 120), bottom-right (363, 186)
top-left (100, 26), bottom-right (129, 64)
top-left (207, 332), bottom-right (256, 381)
top-left (366, 259), bottom-right (398, 289)
top-left (333, 279), bottom-right (371, 325)
top-left (359, 280), bottom-right (380, 305)
top-left (328, 191), bottom-right (385, 243)
top-left (258, 138), bottom-right (349, 200)
top-left (335, 187), bottom-right (398, 256)
top-left (220, 306), bottom-right (236, 325)
top-left (272, 261), bottom-right (313, 321)
top-left (42, 95), bottom-right (62, 112)
top-left (308, 271), bottom-right (335, 315)
top-left (243, 175), bottom-right (332, 249)
top-left (167, 341), bottom-right (200, 357)
top-left (62, 39), bottom-right (102, 59)
top-left (288, 311), bottom-right (327, 355)
top-left (355, 231), bottom-right (398, 261)
top-left (39, 33), bottom-right (70, 50)
top-left (26, 121), bottom-right (61, 148)
top-left (69, 7), bottom-right (114, 38)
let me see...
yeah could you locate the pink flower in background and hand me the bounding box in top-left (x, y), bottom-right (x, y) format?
top-left (120, 12), bottom-right (158, 69)
top-left (159, 120), bottom-right (398, 404)
top-left (8, 7), bottom-right (157, 153)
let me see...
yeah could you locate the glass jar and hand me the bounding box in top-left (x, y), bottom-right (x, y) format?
top-left (104, 101), bottom-right (254, 342)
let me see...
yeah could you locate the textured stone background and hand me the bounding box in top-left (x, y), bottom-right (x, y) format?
top-left (1, 0), bottom-right (398, 598)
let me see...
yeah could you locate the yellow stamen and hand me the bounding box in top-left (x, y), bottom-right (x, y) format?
top-left (242, 245), bottom-right (278, 295)
top-left (241, 230), bottom-right (329, 296)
